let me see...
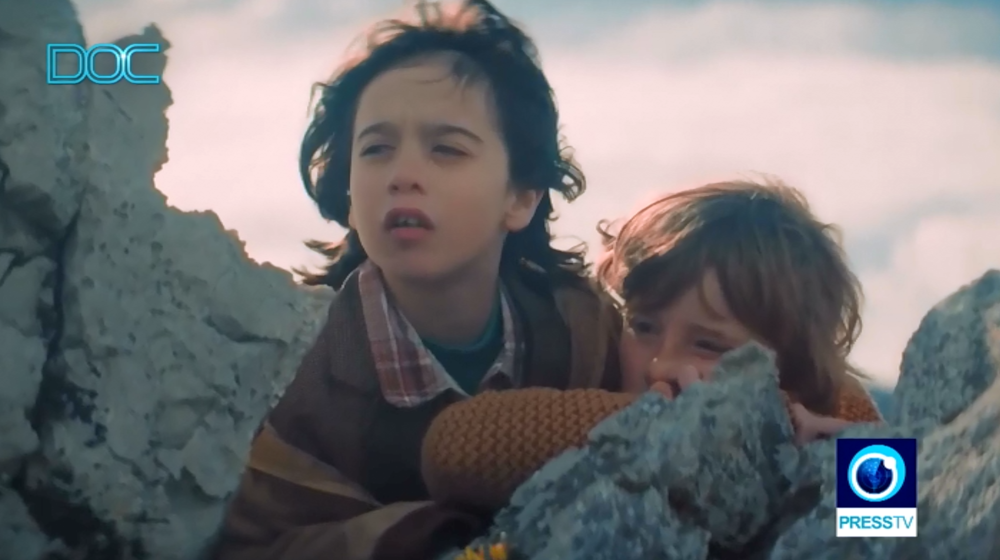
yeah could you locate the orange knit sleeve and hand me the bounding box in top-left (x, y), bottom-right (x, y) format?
top-left (836, 375), bottom-right (885, 423)
top-left (422, 389), bottom-right (635, 512)
top-left (422, 382), bottom-right (882, 512)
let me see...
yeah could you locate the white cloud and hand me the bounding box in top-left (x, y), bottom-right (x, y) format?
top-left (545, 53), bottom-right (1000, 245)
top-left (851, 209), bottom-right (1000, 383)
top-left (546, 1), bottom-right (1000, 59)
top-left (74, 0), bottom-right (1000, 385)
top-left (531, 3), bottom-right (1000, 385)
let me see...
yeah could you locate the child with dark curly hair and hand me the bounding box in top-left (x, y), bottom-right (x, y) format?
top-left (213, 2), bottom-right (623, 559)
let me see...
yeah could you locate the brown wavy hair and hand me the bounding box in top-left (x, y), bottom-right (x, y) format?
top-left (296, 0), bottom-right (588, 288)
top-left (595, 178), bottom-right (865, 415)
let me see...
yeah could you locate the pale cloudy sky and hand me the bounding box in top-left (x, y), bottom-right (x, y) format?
top-left (74, 0), bottom-right (1000, 386)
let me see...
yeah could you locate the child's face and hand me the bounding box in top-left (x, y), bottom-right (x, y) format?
top-left (619, 270), bottom-right (761, 393)
top-left (347, 56), bottom-right (539, 284)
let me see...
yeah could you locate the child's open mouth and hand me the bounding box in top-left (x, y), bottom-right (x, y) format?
top-left (384, 207), bottom-right (434, 242)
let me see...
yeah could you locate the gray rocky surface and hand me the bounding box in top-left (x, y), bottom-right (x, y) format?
top-left (891, 270), bottom-right (1000, 429)
top-left (0, 1), bottom-right (332, 558)
top-left (3, 1), bottom-right (1000, 559)
top-left (466, 270), bottom-right (1000, 560)
top-left (0, 488), bottom-right (60, 560)
top-left (475, 343), bottom-right (795, 560)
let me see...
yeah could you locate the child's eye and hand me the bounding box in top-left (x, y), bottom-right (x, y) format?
top-left (694, 339), bottom-right (730, 354)
top-left (360, 144), bottom-right (392, 156)
top-left (628, 317), bottom-right (659, 336)
top-left (432, 145), bottom-right (467, 157)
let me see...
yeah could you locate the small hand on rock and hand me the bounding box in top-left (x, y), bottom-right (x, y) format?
top-left (646, 361), bottom-right (856, 446)
top-left (788, 402), bottom-right (853, 445)
top-left (648, 363), bottom-right (703, 399)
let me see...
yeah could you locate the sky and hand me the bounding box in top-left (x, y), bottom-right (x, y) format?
top-left (73, 0), bottom-right (1000, 387)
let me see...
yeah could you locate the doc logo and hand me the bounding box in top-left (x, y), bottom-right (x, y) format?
top-left (46, 43), bottom-right (161, 85)
top-left (836, 438), bottom-right (917, 537)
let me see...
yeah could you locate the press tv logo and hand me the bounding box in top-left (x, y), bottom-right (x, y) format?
top-left (836, 438), bottom-right (917, 537)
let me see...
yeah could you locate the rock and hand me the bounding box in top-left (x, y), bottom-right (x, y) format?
top-left (0, 256), bottom-right (55, 470)
top-left (765, 271), bottom-right (1000, 559)
top-left (891, 270), bottom-right (1000, 429)
top-left (0, 488), bottom-right (58, 560)
top-left (767, 386), bottom-right (1000, 559)
top-left (479, 270), bottom-right (1000, 560)
top-left (897, 379), bottom-right (1000, 559)
top-left (763, 423), bottom-right (917, 560)
top-left (0, 1), bottom-right (333, 558)
top-left (4, 0), bottom-right (1000, 558)
top-left (0, 0), bottom-right (86, 481)
top-left (473, 344), bottom-right (797, 559)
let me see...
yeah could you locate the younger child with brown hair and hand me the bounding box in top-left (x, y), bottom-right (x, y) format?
top-left (421, 178), bottom-right (883, 513)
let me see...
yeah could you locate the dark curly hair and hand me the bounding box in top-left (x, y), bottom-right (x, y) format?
top-left (297, 0), bottom-right (588, 289)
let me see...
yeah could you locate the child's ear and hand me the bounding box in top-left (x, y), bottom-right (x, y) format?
top-left (504, 187), bottom-right (542, 232)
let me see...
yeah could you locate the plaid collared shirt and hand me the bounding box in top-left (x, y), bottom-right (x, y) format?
top-left (355, 260), bottom-right (523, 407)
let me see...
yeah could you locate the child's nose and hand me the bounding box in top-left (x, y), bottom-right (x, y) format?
top-left (387, 147), bottom-right (427, 195)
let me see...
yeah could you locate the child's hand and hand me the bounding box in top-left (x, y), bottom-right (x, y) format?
top-left (788, 402), bottom-right (853, 445)
top-left (646, 361), bottom-right (854, 445)
top-left (647, 363), bottom-right (702, 399)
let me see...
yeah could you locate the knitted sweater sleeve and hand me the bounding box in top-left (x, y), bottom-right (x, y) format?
top-left (421, 380), bottom-right (882, 512)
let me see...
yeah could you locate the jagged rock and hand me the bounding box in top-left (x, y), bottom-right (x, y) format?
top-left (478, 271), bottom-right (1000, 560)
top-left (4, 0), bottom-right (1000, 558)
top-left (471, 344), bottom-right (798, 559)
top-left (766, 396), bottom-right (1000, 559)
top-left (767, 270), bottom-right (1000, 559)
top-left (0, 0), bottom-right (86, 479)
top-left (891, 270), bottom-right (1000, 429)
top-left (0, 1), bottom-right (333, 558)
top-left (0, 487), bottom-right (59, 560)
top-left (763, 423), bottom-right (915, 559)
top-left (0, 2), bottom-right (87, 556)
top-left (0, 258), bottom-right (51, 469)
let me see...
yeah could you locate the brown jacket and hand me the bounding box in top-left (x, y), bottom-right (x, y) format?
top-left (213, 265), bottom-right (622, 560)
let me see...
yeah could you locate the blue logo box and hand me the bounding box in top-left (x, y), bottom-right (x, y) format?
top-left (836, 438), bottom-right (917, 508)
